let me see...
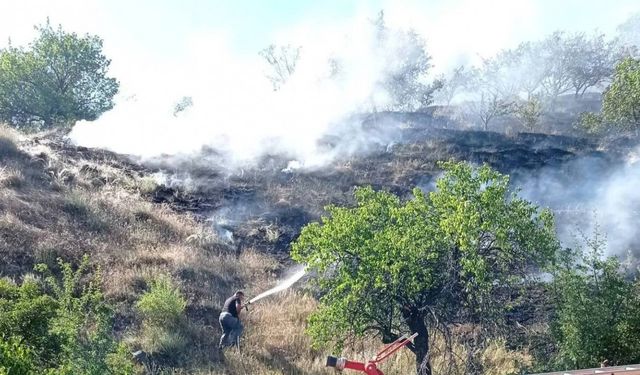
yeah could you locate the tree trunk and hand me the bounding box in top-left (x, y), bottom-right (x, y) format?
top-left (402, 307), bottom-right (431, 375)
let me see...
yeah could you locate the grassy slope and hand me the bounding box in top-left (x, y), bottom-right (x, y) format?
top-left (0, 126), bottom-right (322, 373)
top-left (0, 126), bottom-right (549, 374)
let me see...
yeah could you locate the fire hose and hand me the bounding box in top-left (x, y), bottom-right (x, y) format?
top-left (325, 333), bottom-right (418, 375)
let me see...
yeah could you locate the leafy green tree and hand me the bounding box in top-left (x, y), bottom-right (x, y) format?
top-left (601, 57), bottom-right (640, 132)
top-left (578, 57), bottom-right (640, 134)
top-left (551, 233), bottom-right (640, 369)
top-left (0, 22), bottom-right (119, 130)
top-left (292, 162), bottom-right (559, 375)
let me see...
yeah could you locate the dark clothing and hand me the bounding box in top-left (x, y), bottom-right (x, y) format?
top-left (218, 312), bottom-right (243, 348)
top-left (223, 296), bottom-right (241, 318)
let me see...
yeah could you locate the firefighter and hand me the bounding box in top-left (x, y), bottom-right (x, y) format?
top-left (218, 290), bottom-right (246, 351)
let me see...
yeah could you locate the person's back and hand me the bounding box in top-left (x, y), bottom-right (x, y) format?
top-left (222, 295), bottom-right (240, 318)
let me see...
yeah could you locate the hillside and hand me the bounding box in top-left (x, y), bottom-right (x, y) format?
top-left (3, 112), bottom-right (638, 374)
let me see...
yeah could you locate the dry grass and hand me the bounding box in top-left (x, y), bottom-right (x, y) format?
top-left (0, 125), bottom-right (21, 159)
top-left (0, 167), bottom-right (25, 188)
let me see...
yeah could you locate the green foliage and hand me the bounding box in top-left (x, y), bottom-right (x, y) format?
top-left (137, 275), bottom-right (187, 355)
top-left (577, 112), bottom-right (607, 135)
top-left (292, 161), bottom-right (559, 359)
top-left (0, 336), bottom-right (37, 375)
top-left (0, 21), bottom-right (118, 130)
top-left (579, 57), bottom-right (640, 134)
top-left (137, 276), bottom-right (186, 326)
top-left (602, 57), bottom-right (640, 131)
top-left (550, 233), bottom-right (640, 369)
top-left (0, 256), bottom-right (137, 374)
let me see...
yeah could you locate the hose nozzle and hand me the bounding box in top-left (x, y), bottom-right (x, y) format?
top-left (325, 356), bottom-right (346, 370)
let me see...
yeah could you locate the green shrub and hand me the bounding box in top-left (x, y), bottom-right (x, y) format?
top-left (0, 256), bottom-right (137, 374)
top-left (0, 337), bottom-right (36, 375)
top-left (550, 234), bottom-right (640, 369)
top-left (137, 275), bottom-right (188, 356)
top-left (137, 276), bottom-right (186, 326)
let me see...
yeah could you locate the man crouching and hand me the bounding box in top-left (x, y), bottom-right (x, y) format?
top-left (218, 290), bottom-right (246, 351)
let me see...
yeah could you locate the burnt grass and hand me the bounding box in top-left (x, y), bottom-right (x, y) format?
top-left (29, 111), bottom-right (634, 263)
top-left (139, 113), bottom-right (631, 260)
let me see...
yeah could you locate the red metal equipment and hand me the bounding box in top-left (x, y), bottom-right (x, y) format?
top-left (325, 333), bottom-right (418, 375)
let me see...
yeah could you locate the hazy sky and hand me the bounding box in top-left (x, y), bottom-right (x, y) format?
top-left (1, 1), bottom-right (638, 81)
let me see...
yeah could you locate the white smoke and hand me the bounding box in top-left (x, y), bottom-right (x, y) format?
top-left (69, 16), bottom-right (406, 168)
top-left (65, 2), bottom-right (639, 168)
top-left (516, 147), bottom-right (640, 255)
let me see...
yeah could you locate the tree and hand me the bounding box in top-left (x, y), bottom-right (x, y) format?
top-left (537, 32), bottom-right (575, 102)
top-left (0, 22), bottom-right (118, 130)
top-left (551, 231), bottom-right (640, 369)
top-left (618, 12), bottom-right (640, 51)
top-left (514, 96), bottom-right (544, 131)
top-left (464, 92), bottom-right (514, 131)
top-left (602, 57), bottom-right (640, 131)
top-left (565, 33), bottom-right (619, 97)
top-left (259, 44), bottom-right (301, 91)
top-left (433, 66), bottom-right (474, 106)
top-left (578, 57), bottom-right (640, 135)
top-left (370, 11), bottom-right (435, 111)
top-left (291, 162), bottom-right (559, 374)
top-left (459, 60), bottom-right (515, 131)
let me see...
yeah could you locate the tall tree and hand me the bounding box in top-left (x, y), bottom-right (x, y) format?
top-left (292, 162), bottom-right (559, 374)
top-left (617, 12), bottom-right (640, 51)
top-left (370, 11), bottom-right (435, 111)
top-left (0, 22), bottom-right (119, 130)
top-left (566, 33), bottom-right (619, 97)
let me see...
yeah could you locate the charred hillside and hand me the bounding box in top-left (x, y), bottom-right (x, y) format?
top-left (127, 113), bottom-right (637, 258)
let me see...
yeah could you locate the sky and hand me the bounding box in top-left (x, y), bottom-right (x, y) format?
top-left (1, 0), bottom-right (638, 85)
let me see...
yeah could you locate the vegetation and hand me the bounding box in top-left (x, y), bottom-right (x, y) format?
top-left (259, 44), bottom-right (301, 91)
top-left (0, 22), bottom-right (118, 130)
top-left (136, 275), bottom-right (188, 356)
top-left (3, 13), bottom-right (640, 375)
top-left (292, 162), bottom-right (559, 374)
top-left (0, 256), bottom-right (136, 374)
top-left (579, 57), bottom-right (640, 134)
top-left (601, 57), bottom-right (640, 132)
top-left (551, 233), bottom-right (640, 369)
top-left (514, 96), bottom-right (544, 131)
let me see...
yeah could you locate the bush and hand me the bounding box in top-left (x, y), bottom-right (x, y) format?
top-left (137, 275), bottom-right (186, 326)
top-left (0, 126), bottom-right (20, 159)
top-left (137, 275), bottom-right (188, 356)
top-left (0, 337), bottom-right (36, 375)
top-left (0, 256), bottom-right (137, 374)
top-left (550, 233), bottom-right (640, 369)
